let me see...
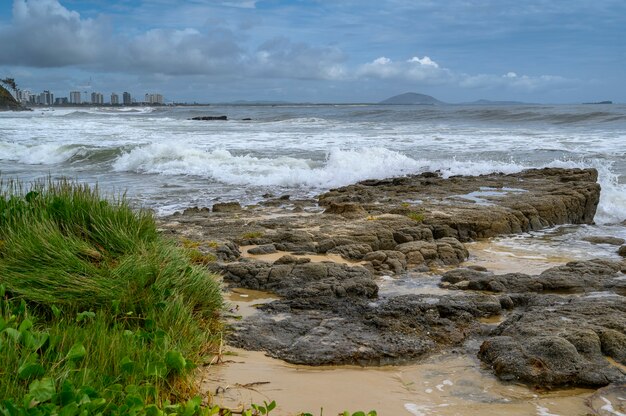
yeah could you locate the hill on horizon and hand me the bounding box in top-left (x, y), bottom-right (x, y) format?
top-left (379, 92), bottom-right (445, 105)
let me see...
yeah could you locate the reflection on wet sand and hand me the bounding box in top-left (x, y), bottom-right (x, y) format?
top-left (200, 348), bottom-right (594, 416)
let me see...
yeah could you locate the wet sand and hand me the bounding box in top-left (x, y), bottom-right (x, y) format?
top-left (200, 347), bottom-right (594, 416)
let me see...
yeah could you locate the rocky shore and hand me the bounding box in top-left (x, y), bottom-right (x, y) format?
top-left (160, 167), bottom-right (626, 389)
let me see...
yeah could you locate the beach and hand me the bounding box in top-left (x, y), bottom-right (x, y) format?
top-left (1, 104), bottom-right (626, 415)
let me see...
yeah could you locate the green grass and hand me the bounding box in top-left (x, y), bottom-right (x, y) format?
top-left (0, 178), bottom-right (223, 410)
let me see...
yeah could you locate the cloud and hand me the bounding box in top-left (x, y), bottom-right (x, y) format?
top-left (0, 0), bottom-right (110, 67)
top-left (357, 55), bottom-right (451, 83)
top-left (251, 37), bottom-right (346, 80)
top-left (459, 71), bottom-right (573, 91)
top-left (122, 27), bottom-right (244, 76)
top-left (0, 0), bottom-right (577, 95)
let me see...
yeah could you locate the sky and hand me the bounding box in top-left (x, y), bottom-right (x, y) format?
top-left (1, 0), bottom-right (625, 103)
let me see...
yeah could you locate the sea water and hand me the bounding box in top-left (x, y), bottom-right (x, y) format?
top-left (2, 104), bottom-right (626, 413)
top-left (1, 103), bottom-right (625, 253)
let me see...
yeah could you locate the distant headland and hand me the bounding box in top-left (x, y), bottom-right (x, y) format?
top-left (379, 92), bottom-right (533, 106)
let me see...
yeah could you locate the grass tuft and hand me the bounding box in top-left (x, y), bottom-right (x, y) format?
top-left (0, 178), bottom-right (223, 407)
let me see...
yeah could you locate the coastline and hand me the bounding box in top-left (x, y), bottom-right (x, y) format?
top-left (158, 167), bottom-right (626, 414)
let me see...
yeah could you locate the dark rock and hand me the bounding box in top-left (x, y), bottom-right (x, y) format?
top-left (212, 202), bottom-right (242, 212)
top-left (247, 244), bottom-right (277, 255)
top-left (583, 236), bottom-right (626, 246)
top-left (182, 206), bottom-right (210, 215)
top-left (478, 295), bottom-right (626, 387)
top-left (229, 293), bottom-right (503, 365)
top-left (189, 115), bottom-right (228, 120)
top-left (619, 245), bottom-right (626, 257)
top-left (441, 259), bottom-right (624, 294)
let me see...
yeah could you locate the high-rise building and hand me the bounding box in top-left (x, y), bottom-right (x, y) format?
top-left (90, 92), bottom-right (104, 105)
top-left (69, 91), bottom-right (81, 104)
top-left (122, 92), bottom-right (131, 105)
top-left (144, 93), bottom-right (164, 105)
top-left (110, 93), bottom-right (119, 105)
top-left (38, 90), bottom-right (53, 106)
top-left (54, 97), bottom-right (69, 105)
top-left (16, 89), bottom-right (32, 104)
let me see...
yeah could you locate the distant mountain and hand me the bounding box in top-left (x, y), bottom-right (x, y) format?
top-left (464, 99), bottom-right (532, 106)
top-left (379, 92), bottom-right (445, 105)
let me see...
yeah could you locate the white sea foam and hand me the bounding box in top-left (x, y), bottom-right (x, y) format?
top-left (1, 105), bottom-right (625, 222)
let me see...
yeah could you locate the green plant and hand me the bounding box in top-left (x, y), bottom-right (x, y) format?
top-left (0, 179), bottom-right (223, 407)
top-left (406, 211), bottom-right (424, 223)
top-left (241, 231), bottom-right (263, 240)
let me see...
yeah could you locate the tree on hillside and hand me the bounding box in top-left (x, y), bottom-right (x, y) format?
top-left (1, 78), bottom-right (18, 96)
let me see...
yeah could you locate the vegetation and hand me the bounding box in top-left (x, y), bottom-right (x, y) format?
top-left (0, 178), bottom-right (223, 412)
top-left (0, 178), bottom-right (377, 415)
top-left (406, 211), bottom-right (425, 223)
top-left (1, 77), bottom-right (17, 93)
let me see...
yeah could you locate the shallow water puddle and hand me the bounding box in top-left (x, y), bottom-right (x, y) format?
top-left (225, 288), bottom-right (279, 319)
top-left (199, 349), bottom-right (594, 416)
top-left (465, 224), bottom-right (626, 275)
top-left (240, 245), bottom-right (366, 266)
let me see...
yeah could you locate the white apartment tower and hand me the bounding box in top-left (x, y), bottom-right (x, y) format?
top-left (69, 91), bottom-right (81, 104)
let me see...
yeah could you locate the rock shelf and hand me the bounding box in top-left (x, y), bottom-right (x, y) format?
top-left (160, 167), bottom-right (626, 388)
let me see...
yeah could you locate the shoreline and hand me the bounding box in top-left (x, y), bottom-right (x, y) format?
top-left (158, 167), bottom-right (626, 414)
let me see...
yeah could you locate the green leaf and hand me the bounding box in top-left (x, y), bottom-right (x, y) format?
top-left (3, 327), bottom-right (21, 342)
top-left (66, 342), bottom-right (86, 361)
top-left (144, 362), bottom-right (168, 378)
top-left (164, 350), bottom-right (186, 372)
top-left (25, 191), bottom-right (40, 203)
top-left (59, 380), bottom-right (77, 406)
top-left (88, 398), bottom-right (106, 411)
top-left (120, 356), bottom-right (135, 373)
top-left (51, 305), bottom-right (62, 320)
top-left (18, 361), bottom-right (45, 380)
top-left (265, 401), bottom-right (276, 412)
top-left (30, 332), bottom-right (49, 352)
top-left (29, 378), bottom-right (55, 402)
top-left (76, 311), bottom-right (95, 323)
top-left (59, 402), bottom-right (79, 416)
top-left (18, 318), bottom-right (33, 333)
top-left (144, 404), bottom-right (163, 416)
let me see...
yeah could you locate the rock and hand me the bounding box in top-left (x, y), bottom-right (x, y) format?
top-left (182, 206), bottom-right (210, 215)
top-left (212, 202), bottom-right (242, 212)
top-left (247, 244), bottom-right (277, 255)
top-left (329, 243), bottom-right (372, 260)
top-left (441, 259), bottom-right (624, 294)
top-left (323, 202), bottom-right (367, 218)
top-left (189, 115), bottom-right (228, 120)
top-left (319, 168), bottom-right (600, 241)
top-left (583, 236), bottom-right (626, 246)
top-left (229, 292), bottom-right (503, 365)
top-left (619, 245), bottom-right (626, 257)
top-left (478, 295), bottom-right (626, 387)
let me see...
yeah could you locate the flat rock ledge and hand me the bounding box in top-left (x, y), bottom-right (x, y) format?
top-left (158, 168), bottom-right (626, 388)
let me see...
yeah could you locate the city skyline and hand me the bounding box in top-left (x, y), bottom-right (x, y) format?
top-left (1, 1), bottom-right (625, 103)
top-left (15, 87), bottom-right (164, 106)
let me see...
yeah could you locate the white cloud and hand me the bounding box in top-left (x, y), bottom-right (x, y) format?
top-left (357, 55), bottom-right (450, 83)
top-left (251, 37), bottom-right (347, 80)
top-left (0, 0), bottom-right (110, 67)
top-left (459, 71), bottom-right (572, 90)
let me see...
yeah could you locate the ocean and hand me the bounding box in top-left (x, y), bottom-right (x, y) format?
top-left (2, 103), bottom-right (626, 413)
top-left (1, 104), bottom-right (624, 223)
